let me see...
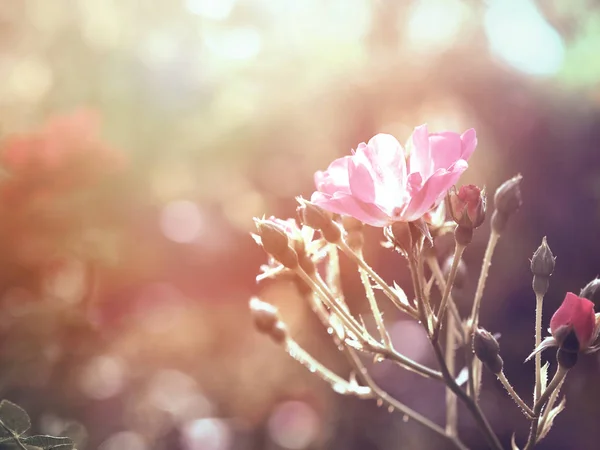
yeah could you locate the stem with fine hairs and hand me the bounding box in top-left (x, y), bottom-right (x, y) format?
top-left (469, 230), bottom-right (500, 331)
top-left (433, 243), bottom-right (466, 340)
top-left (534, 293), bottom-right (544, 403)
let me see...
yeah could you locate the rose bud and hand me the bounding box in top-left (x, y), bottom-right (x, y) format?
top-left (447, 185), bottom-right (486, 229)
top-left (531, 237), bottom-right (555, 278)
top-left (491, 174), bottom-right (523, 234)
top-left (580, 278), bottom-right (600, 309)
top-left (249, 297), bottom-right (280, 334)
top-left (531, 236), bottom-right (556, 296)
top-left (253, 218), bottom-right (299, 269)
top-left (249, 297), bottom-right (288, 344)
top-left (296, 198), bottom-right (341, 243)
top-left (473, 328), bottom-right (503, 374)
top-left (549, 292), bottom-right (596, 353)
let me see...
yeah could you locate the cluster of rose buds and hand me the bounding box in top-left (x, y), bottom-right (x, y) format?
top-left (250, 124), bottom-right (596, 450)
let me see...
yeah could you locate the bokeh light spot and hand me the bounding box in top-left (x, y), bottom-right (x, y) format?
top-left (160, 200), bottom-right (203, 243)
top-left (267, 401), bottom-right (319, 450)
top-left (186, 0), bottom-right (236, 20)
top-left (406, 0), bottom-right (468, 52)
top-left (484, 0), bottom-right (565, 76)
top-left (148, 369), bottom-right (212, 421)
top-left (205, 28), bottom-right (262, 61)
top-left (99, 431), bottom-right (147, 450)
top-left (180, 418), bottom-right (232, 450)
top-left (78, 355), bottom-right (126, 400)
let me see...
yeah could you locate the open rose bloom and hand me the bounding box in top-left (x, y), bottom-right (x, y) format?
top-left (311, 124), bottom-right (477, 227)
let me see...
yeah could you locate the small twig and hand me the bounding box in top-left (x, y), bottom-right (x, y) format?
top-left (295, 267), bottom-right (368, 342)
top-left (357, 249), bottom-right (393, 348)
top-left (425, 257), bottom-right (463, 341)
top-left (336, 238), bottom-right (418, 318)
top-left (408, 256), bottom-right (431, 334)
top-left (310, 275), bottom-right (443, 381)
top-left (537, 374), bottom-right (565, 437)
top-left (432, 341), bottom-right (503, 450)
top-left (497, 371), bottom-right (534, 418)
top-left (373, 344), bottom-right (444, 382)
top-left (433, 244), bottom-right (466, 341)
top-left (469, 230), bottom-right (500, 331)
top-left (344, 348), bottom-right (469, 450)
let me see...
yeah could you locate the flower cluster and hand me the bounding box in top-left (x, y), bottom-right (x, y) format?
top-left (250, 123), bottom-right (589, 450)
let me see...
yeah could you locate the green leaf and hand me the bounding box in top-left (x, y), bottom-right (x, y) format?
top-left (21, 435), bottom-right (74, 450)
top-left (0, 400), bottom-right (31, 438)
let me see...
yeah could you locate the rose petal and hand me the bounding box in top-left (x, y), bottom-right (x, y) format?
top-left (311, 191), bottom-right (390, 227)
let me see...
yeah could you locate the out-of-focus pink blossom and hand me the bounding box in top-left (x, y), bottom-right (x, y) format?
top-left (311, 125), bottom-right (476, 227)
top-left (550, 292), bottom-right (596, 351)
top-left (0, 110), bottom-right (126, 205)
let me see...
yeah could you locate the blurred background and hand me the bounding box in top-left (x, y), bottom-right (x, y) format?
top-left (0, 0), bottom-right (599, 449)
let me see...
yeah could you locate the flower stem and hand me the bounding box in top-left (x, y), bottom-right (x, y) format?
top-left (426, 257), bottom-right (463, 338)
top-left (336, 238), bottom-right (418, 318)
top-left (358, 258), bottom-right (393, 347)
top-left (445, 305), bottom-right (458, 436)
top-left (344, 348), bottom-right (469, 450)
top-left (469, 230), bottom-right (500, 331)
top-left (432, 341), bottom-right (504, 450)
top-left (433, 244), bottom-right (466, 341)
top-left (309, 274), bottom-right (442, 381)
top-left (534, 293), bottom-right (544, 403)
top-left (523, 366), bottom-right (569, 450)
top-left (537, 374), bottom-right (565, 436)
top-left (295, 267), bottom-right (367, 342)
top-left (497, 371), bottom-right (534, 418)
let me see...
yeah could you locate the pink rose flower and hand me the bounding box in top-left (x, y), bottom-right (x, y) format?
top-left (550, 292), bottom-right (596, 351)
top-left (311, 124), bottom-right (476, 227)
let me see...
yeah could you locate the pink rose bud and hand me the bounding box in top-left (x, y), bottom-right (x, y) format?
top-left (254, 219), bottom-right (299, 269)
top-left (447, 185), bottom-right (486, 230)
top-left (549, 292), bottom-right (596, 352)
top-left (296, 198), bottom-right (341, 243)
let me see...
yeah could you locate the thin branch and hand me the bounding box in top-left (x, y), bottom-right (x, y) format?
top-left (432, 341), bottom-right (504, 450)
top-left (469, 230), bottom-right (500, 331)
top-left (357, 249), bottom-right (393, 347)
top-left (336, 238), bottom-right (418, 318)
top-left (345, 348), bottom-right (469, 450)
top-left (497, 371), bottom-right (534, 418)
top-left (445, 304), bottom-right (459, 436)
top-left (433, 244), bottom-right (466, 341)
top-left (523, 366), bottom-right (569, 450)
top-left (534, 293), bottom-right (544, 403)
top-left (295, 267), bottom-right (368, 342)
